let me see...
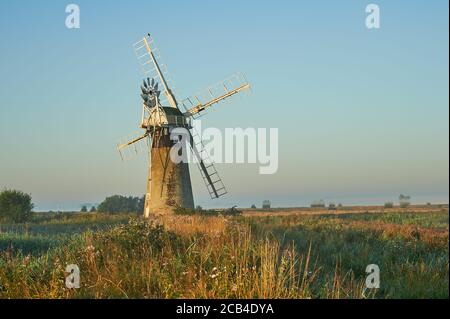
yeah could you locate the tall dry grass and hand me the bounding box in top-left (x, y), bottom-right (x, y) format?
top-left (4, 210), bottom-right (447, 299)
top-left (0, 215), bottom-right (369, 299)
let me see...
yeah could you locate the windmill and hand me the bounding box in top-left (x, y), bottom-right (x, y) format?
top-left (118, 33), bottom-right (251, 217)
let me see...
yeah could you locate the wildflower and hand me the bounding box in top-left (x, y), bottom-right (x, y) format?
top-left (22, 254), bottom-right (31, 266)
top-left (53, 256), bottom-right (61, 265)
top-left (85, 245), bottom-right (96, 252)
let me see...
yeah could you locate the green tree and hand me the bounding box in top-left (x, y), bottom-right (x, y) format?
top-left (384, 202), bottom-right (394, 208)
top-left (80, 205), bottom-right (88, 212)
top-left (90, 206), bottom-right (97, 212)
top-left (97, 195), bottom-right (144, 213)
top-left (0, 189), bottom-right (34, 223)
top-left (399, 194), bottom-right (411, 208)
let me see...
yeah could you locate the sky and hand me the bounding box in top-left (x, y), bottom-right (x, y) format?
top-left (0, 0), bottom-right (448, 210)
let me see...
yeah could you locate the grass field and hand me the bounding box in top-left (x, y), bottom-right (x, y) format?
top-left (0, 207), bottom-right (448, 299)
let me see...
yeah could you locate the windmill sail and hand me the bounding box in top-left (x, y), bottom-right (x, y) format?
top-left (117, 132), bottom-right (150, 161)
top-left (182, 73), bottom-right (250, 118)
top-left (188, 128), bottom-right (227, 199)
top-left (133, 34), bottom-right (179, 108)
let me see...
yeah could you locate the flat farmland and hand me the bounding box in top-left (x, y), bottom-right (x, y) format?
top-left (0, 206), bottom-right (448, 298)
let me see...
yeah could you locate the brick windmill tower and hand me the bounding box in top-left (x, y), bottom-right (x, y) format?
top-left (118, 33), bottom-right (250, 216)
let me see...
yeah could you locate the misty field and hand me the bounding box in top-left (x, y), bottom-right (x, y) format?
top-left (0, 208), bottom-right (448, 299)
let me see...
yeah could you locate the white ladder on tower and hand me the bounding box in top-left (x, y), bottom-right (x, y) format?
top-left (189, 128), bottom-right (227, 199)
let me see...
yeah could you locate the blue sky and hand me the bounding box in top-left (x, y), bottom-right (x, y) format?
top-left (0, 0), bottom-right (448, 210)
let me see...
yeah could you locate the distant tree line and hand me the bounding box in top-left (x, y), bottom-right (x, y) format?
top-left (384, 195), bottom-right (412, 209)
top-left (97, 195), bottom-right (144, 213)
top-left (311, 200), bottom-right (326, 208)
top-left (80, 205), bottom-right (97, 213)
